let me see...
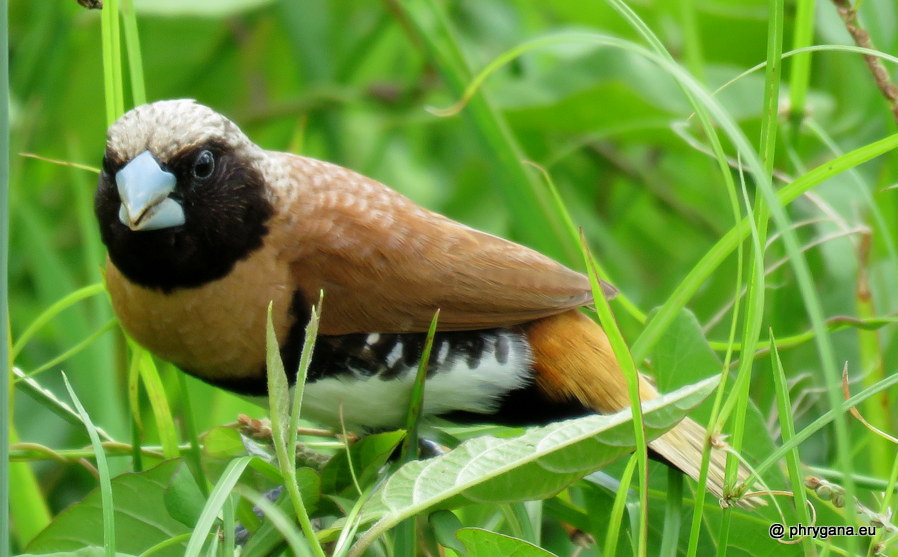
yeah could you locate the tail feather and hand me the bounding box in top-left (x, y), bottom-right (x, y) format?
top-left (525, 309), bottom-right (760, 507)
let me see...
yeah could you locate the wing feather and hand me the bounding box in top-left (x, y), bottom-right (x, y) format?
top-left (272, 153), bottom-right (613, 335)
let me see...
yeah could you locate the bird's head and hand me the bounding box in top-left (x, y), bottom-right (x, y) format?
top-left (95, 100), bottom-right (274, 292)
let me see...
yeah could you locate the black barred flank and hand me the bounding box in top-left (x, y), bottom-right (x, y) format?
top-left (190, 313), bottom-right (595, 428)
top-left (306, 328), bottom-right (509, 383)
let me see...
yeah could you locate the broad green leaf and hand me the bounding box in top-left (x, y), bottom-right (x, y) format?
top-left (163, 463), bottom-right (206, 528)
top-left (456, 528), bottom-right (558, 557)
top-left (428, 510), bottom-right (466, 554)
top-left (294, 467), bottom-right (322, 515)
top-left (352, 377), bottom-right (719, 549)
top-left (202, 426), bottom-right (246, 460)
top-left (25, 461), bottom-right (190, 557)
top-left (651, 308), bottom-right (724, 397)
top-left (689, 508), bottom-right (801, 557)
top-left (320, 430), bottom-right (405, 496)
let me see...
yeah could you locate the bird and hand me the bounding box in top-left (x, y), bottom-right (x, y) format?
top-left (95, 99), bottom-right (754, 506)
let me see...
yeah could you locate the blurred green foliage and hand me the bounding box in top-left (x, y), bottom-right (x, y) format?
top-left (8, 0), bottom-right (898, 554)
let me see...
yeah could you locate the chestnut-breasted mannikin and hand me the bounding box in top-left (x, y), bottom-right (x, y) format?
top-left (95, 100), bottom-right (754, 505)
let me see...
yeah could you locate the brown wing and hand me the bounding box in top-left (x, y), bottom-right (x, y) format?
top-left (272, 153), bottom-right (614, 335)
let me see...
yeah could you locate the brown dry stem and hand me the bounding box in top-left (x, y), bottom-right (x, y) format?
top-left (830, 0), bottom-right (898, 122)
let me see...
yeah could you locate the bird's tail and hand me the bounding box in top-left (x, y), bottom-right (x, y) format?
top-left (650, 416), bottom-right (752, 505)
top-left (525, 309), bottom-right (757, 507)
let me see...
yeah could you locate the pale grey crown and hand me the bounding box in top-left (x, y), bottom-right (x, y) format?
top-left (106, 99), bottom-right (262, 163)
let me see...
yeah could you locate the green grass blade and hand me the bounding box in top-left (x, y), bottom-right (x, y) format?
top-left (126, 341), bottom-right (143, 472)
top-left (331, 481), bottom-right (379, 557)
top-left (752, 372), bottom-right (898, 480)
top-left (266, 302), bottom-right (290, 447)
top-left (594, 13), bottom-right (753, 542)
top-left (401, 309), bottom-right (438, 463)
top-left (755, 141), bottom-right (860, 554)
top-left (236, 486), bottom-right (313, 557)
top-left (129, 416), bottom-right (142, 473)
top-left (581, 234), bottom-right (648, 556)
top-left (787, 0), bottom-right (816, 123)
top-left (759, 0), bottom-right (783, 176)
top-left (101, 0), bottom-right (124, 124)
top-left (184, 456), bottom-right (252, 557)
top-left (602, 454), bottom-right (637, 557)
top-left (707, 161), bottom-right (764, 552)
top-left (395, 309), bottom-right (439, 557)
top-left (803, 117), bottom-right (898, 267)
top-left (18, 318), bottom-right (116, 379)
top-left (803, 118), bottom-right (896, 477)
top-left (266, 301), bottom-right (326, 557)
top-left (176, 371), bottom-right (208, 497)
top-left (632, 130), bottom-right (898, 360)
top-left (677, 0), bottom-right (705, 80)
top-left (288, 292), bottom-right (322, 468)
top-left (222, 495), bottom-right (236, 555)
top-left (10, 282), bottom-right (106, 363)
top-left (288, 294), bottom-right (324, 552)
top-left (137, 533), bottom-right (192, 557)
top-left (595, 8), bottom-right (751, 544)
top-left (595, 8), bottom-right (865, 548)
top-left (132, 346), bottom-right (180, 459)
top-left (100, 0), bottom-right (115, 125)
top-left (879, 456), bottom-right (898, 531)
top-left (719, 3), bottom-right (784, 547)
top-left (659, 466), bottom-right (683, 557)
top-left (1, 1), bottom-right (10, 548)
top-left (12, 366), bottom-right (116, 441)
top-left (768, 330), bottom-right (813, 553)
top-left (120, 0), bottom-right (146, 106)
top-left (62, 372), bottom-right (116, 557)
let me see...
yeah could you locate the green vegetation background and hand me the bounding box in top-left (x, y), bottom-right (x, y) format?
top-left (7, 0), bottom-right (898, 555)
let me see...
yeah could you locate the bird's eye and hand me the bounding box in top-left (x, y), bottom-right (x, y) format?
top-left (192, 150), bottom-right (215, 180)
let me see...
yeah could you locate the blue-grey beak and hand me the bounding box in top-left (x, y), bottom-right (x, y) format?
top-left (116, 150), bottom-right (185, 231)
